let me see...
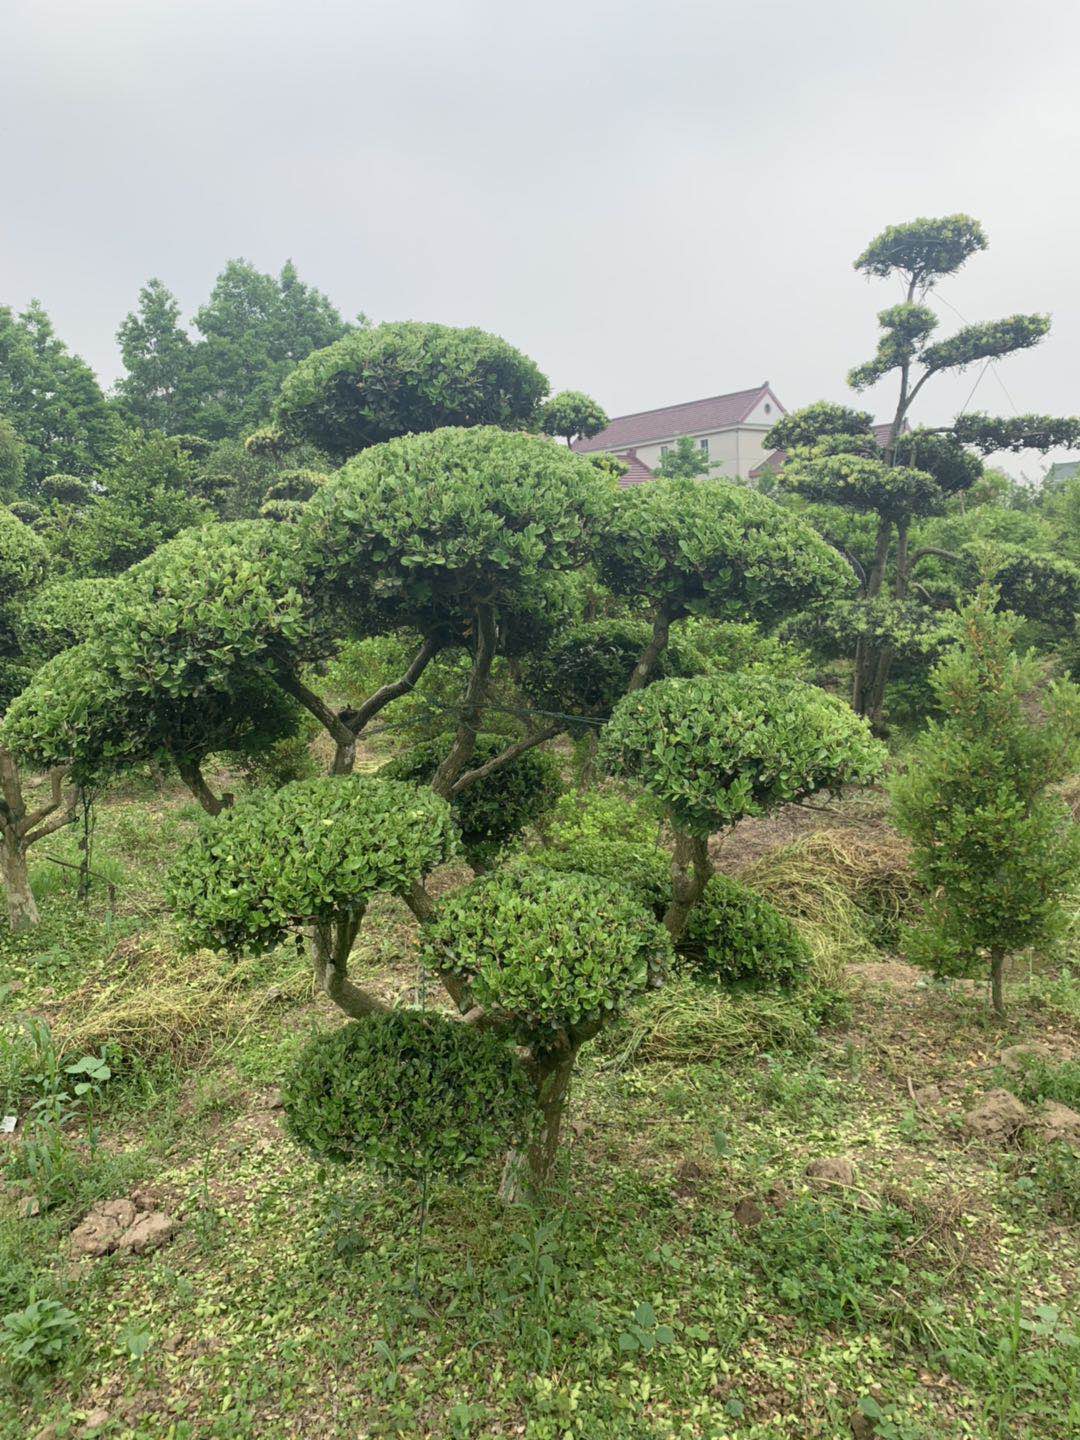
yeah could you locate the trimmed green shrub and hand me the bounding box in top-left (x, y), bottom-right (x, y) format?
top-left (421, 868), bottom-right (672, 1038)
top-left (15, 576), bottom-right (120, 663)
top-left (594, 477), bottom-right (853, 625)
top-left (681, 874), bottom-right (813, 986)
top-left (284, 1012), bottom-right (534, 1181)
top-left (301, 425), bottom-right (609, 630)
top-left (168, 775), bottom-right (458, 954)
top-left (602, 673), bottom-right (886, 837)
top-left (0, 505), bottom-right (47, 603)
top-left (382, 735), bottom-right (562, 866)
top-left (275, 322), bottom-right (548, 459)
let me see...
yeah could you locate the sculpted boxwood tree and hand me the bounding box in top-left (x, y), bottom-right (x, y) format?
top-left (769, 215), bottom-right (1080, 724)
top-left (602, 673), bottom-right (886, 941)
top-left (169, 775), bottom-right (458, 1017)
top-left (538, 390), bottom-right (608, 447)
top-left (892, 593), bottom-right (1080, 1017)
top-left (420, 867), bottom-right (672, 1192)
top-left (4, 521), bottom-right (323, 814)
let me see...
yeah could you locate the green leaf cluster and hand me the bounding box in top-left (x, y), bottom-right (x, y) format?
top-left (512, 835), bottom-right (674, 919)
top-left (301, 425), bottom-right (609, 630)
top-left (168, 775), bottom-right (458, 954)
top-left (681, 873), bottom-right (812, 986)
top-left (594, 477), bottom-right (854, 622)
top-left (275, 321), bottom-right (548, 458)
top-left (283, 1012), bottom-right (534, 1180)
top-left (422, 868), bottom-right (671, 1037)
top-left (602, 674), bottom-right (886, 837)
top-left (15, 576), bottom-right (119, 664)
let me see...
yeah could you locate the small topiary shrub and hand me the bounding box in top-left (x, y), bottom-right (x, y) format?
top-left (284, 1012), bottom-right (535, 1181)
top-left (423, 868), bottom-right (671, 1040)
top-left (420, 866), bottom-right (672, 1191)
top-left (382, 735), bottom-right (562, 866)
top-left (168, 775), bottom-right (457, 1023)
top-left (680, 874), bottom-right (813, 987)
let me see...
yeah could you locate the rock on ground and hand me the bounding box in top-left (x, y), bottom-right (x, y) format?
top-left (70, 1197), bottom-right (176, 1259)
top-left (964, 1089), bottom-right (1028, 1142)
top-left (804, 1157), bottom-right (856, 1188)
top-left (1031, 1101), bottom-right (1080, 1147)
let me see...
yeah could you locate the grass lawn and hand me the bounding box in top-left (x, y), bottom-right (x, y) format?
top-left (1, 778), bottom-right (1078, 1439)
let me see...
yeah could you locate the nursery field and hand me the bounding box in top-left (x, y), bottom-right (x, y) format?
top-left (2, 771), bottom-right (1077, 1440)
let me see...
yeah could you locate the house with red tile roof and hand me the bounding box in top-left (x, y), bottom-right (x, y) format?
top-left (571, 383), bottom-right (785, 487)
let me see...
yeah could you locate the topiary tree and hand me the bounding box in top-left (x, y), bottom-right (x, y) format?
top-left (168, 775), bottom-right (458, 1017)
top-left (538, 390), bottom-right (608, 447)
top-left (594, 477), bottom-right (854, 693)
top-left (274, 322), bottom-right (549, 459)
top-left (602, 673), bottom-right (886, 940)
top-left (769, 215), bottom-right (1080, 725)
top-left (284, 1012), bottom-right (536, 1182)
top-left (381, 734), bottom-right (562, 869)
top-left (420, 867), bottom-right (671, 1191)
top-left (300, 425), bottom-right (611, 790)
top-left (891, 591), bottom-right (1080, 1016)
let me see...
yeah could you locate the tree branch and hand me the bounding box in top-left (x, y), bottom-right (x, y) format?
top-left (451, 726), bottom-right (560, 796)
top-left (175, 757), bottom-right (232, 816)
top-left (430, 606), bottom-right (497, 799)
top-left (626, 606), bottom-right (672, 693)
top-left (909, 546), bottom-right (962, 569)
top-left (278, 673), bottom-right (357, 775)
top-left (340, 634), bottom-right (441, 736)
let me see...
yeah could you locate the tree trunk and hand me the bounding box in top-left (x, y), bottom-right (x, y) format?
top-left (626, 609), bottom-right (672, 693)
top-left (310, 917), bottom-right (389, 1020)
top-left (2, 837), bottom-right (38, 931)
top-left (661, 830), bottom-right (713, 943)
top-left (499, 1043), bottom-right (579, 1202)
top-left (990, 950), bottom-right (1006, 1019)
top-left (431, 606), bottom-right (497, 799)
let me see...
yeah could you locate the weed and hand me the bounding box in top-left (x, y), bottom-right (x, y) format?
top-left (0, 1296), bottom-right (79, 1377)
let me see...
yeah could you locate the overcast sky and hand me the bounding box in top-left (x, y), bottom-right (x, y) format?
top-left (3, 0), bottom-right (1079, 475)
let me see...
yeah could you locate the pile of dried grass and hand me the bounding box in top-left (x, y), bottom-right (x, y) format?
top-left (52, 942), bottom-right (309, 1063)
top-left (599, 977), bottom-right (839, 1068)
top-left (737, 827), bottom-right (917, 963)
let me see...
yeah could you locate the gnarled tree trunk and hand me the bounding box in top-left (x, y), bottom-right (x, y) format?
top-left (0, 748), bottom-right (76, 932)
top-left (662, 830), bottom-right (713, 943)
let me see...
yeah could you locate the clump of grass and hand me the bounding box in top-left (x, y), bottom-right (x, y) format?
top-left (597, 976), bottom-right (844, 1068)
top-left (51, 942), bottom-right (309, 1065)
top-left (738, 827), bottom-right (917, 958)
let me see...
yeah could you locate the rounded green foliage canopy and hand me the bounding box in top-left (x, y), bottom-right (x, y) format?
top-left (382, 735), bottom-right (562, 866)
top-left (0, 505), bottom-right (47, 603)
top-left (169, 775), bottom-right (458, 953)
top-left (275, 321), bottom-right (549, 458)
top-left (284, 1012), bottom-right (534, 1180)
top-left (781, 452), bottom-right (941, 519)
top-left (513, 835), bottom-right (673, 919)
top-left (682, 874), bottom-right (812, 987)
top-left (539, 390), bottom-right (608, 444)
top-left (421, 868), bottom-right (672, 1037)
top-left (16, 576), bottom-right (120, 664)
top-left (519, 619), bottom-right (703, 730)
top-left (602, 674), bottom-right (886, 837)
top-left (594, 477), bottom-right (853, 622)
top-left (301, 425), bottom-right (610, 628)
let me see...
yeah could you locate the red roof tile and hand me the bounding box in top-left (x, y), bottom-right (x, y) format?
top-left (572, 384), bottom-right (784, 454)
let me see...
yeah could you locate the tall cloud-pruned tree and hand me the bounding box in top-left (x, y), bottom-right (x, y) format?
top-left (767, 216), bottom-right (1080, 725)
top-left (0, 302), bottom-right (118, 486)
